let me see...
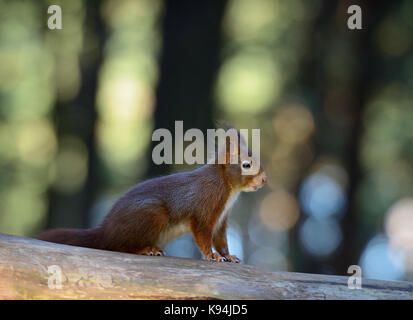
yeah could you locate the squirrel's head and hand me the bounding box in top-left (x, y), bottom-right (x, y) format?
top-left (209, 122), bottom-right (267, 193)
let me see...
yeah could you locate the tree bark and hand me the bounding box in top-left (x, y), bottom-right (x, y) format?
top-left (0, 233), bottom-right (411, 300)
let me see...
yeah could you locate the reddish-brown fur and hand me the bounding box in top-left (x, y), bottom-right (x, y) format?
top-left (36, 127), bottom-right (267, 262)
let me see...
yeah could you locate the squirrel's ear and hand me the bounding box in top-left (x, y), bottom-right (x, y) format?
top-left (215, 120), bottom-right (234, 131)
top-left (215, 120), bottom-right (241, 153)
top-left (210, 121), bottom-right (241, 164)
top-left (225, 129), bottom-right (240, 165)
top-left (237, 129), bottom-right (248, 148)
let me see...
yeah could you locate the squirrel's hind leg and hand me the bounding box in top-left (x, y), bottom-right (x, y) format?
top-left (134, 246), bottom-right (165, 256)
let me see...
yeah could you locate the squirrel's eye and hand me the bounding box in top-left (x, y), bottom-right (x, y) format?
top-left (242, 161), bottom-right (251, 169)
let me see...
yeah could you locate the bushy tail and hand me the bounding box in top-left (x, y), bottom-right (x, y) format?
top-left (35, 228), bottom-right (103, 250)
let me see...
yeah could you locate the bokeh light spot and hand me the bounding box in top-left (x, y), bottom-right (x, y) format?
top-left (299, 166), bottom-right (347, 219)
top-left (299, 217), bottom-right (342, 256)
top-left (216, 51), bottom-right (281, 114)
top-left (273, 105), bottom-right (315, 144)
top-left (360, 235), bottom-right (405, 281)
top-left (260, 189), bottom-right (300, 231)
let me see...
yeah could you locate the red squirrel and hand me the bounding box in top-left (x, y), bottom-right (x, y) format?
top-left (36, 126), bottom-right (267, 262)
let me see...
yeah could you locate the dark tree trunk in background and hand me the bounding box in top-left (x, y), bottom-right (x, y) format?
top-left (331, 1), bottom-right (396, 275)
top-left (45, 1), bottom-right (105, 230)
top-left (291, 0), bottom-right (395, 275)
top-left (145, 0), bottom-right (228, 178)
top-left (289, 0), bottom-right (340, 274)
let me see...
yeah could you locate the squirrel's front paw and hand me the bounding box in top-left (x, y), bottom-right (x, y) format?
top-left (206, 252), bottom-right (226, 262)
top-left (224, 254), bottom-right (240, 263)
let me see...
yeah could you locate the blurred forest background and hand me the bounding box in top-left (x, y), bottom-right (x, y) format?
top-left (1, 0), bottom-right (413, 282)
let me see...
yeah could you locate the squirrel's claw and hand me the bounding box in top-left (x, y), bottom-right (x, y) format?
top-left (206, 252), bottom-right (226, 262)
top-left (155, 249), bottom-right (166, 256)
top-left (224, 254), bottom-right (240, 263)
top-left (135, 246), bottom-right (166, 257)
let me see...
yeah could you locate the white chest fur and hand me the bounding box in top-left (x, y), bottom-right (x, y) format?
top-left (156, 190), bottom-right (240, 248)
top-left (216, 189), bottom-right (240, 229)
top-left (156, 221), bottom-right (189, 248)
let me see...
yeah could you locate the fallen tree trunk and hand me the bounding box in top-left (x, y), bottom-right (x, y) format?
top-left (0, 233), bottom-right (411, 299)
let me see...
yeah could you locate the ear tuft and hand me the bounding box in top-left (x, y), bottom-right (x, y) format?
top-left (214, 120), bottom-right (235, 131)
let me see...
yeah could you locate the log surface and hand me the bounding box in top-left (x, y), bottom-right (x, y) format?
top-left (0, 233), bottom-right (412, 300)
